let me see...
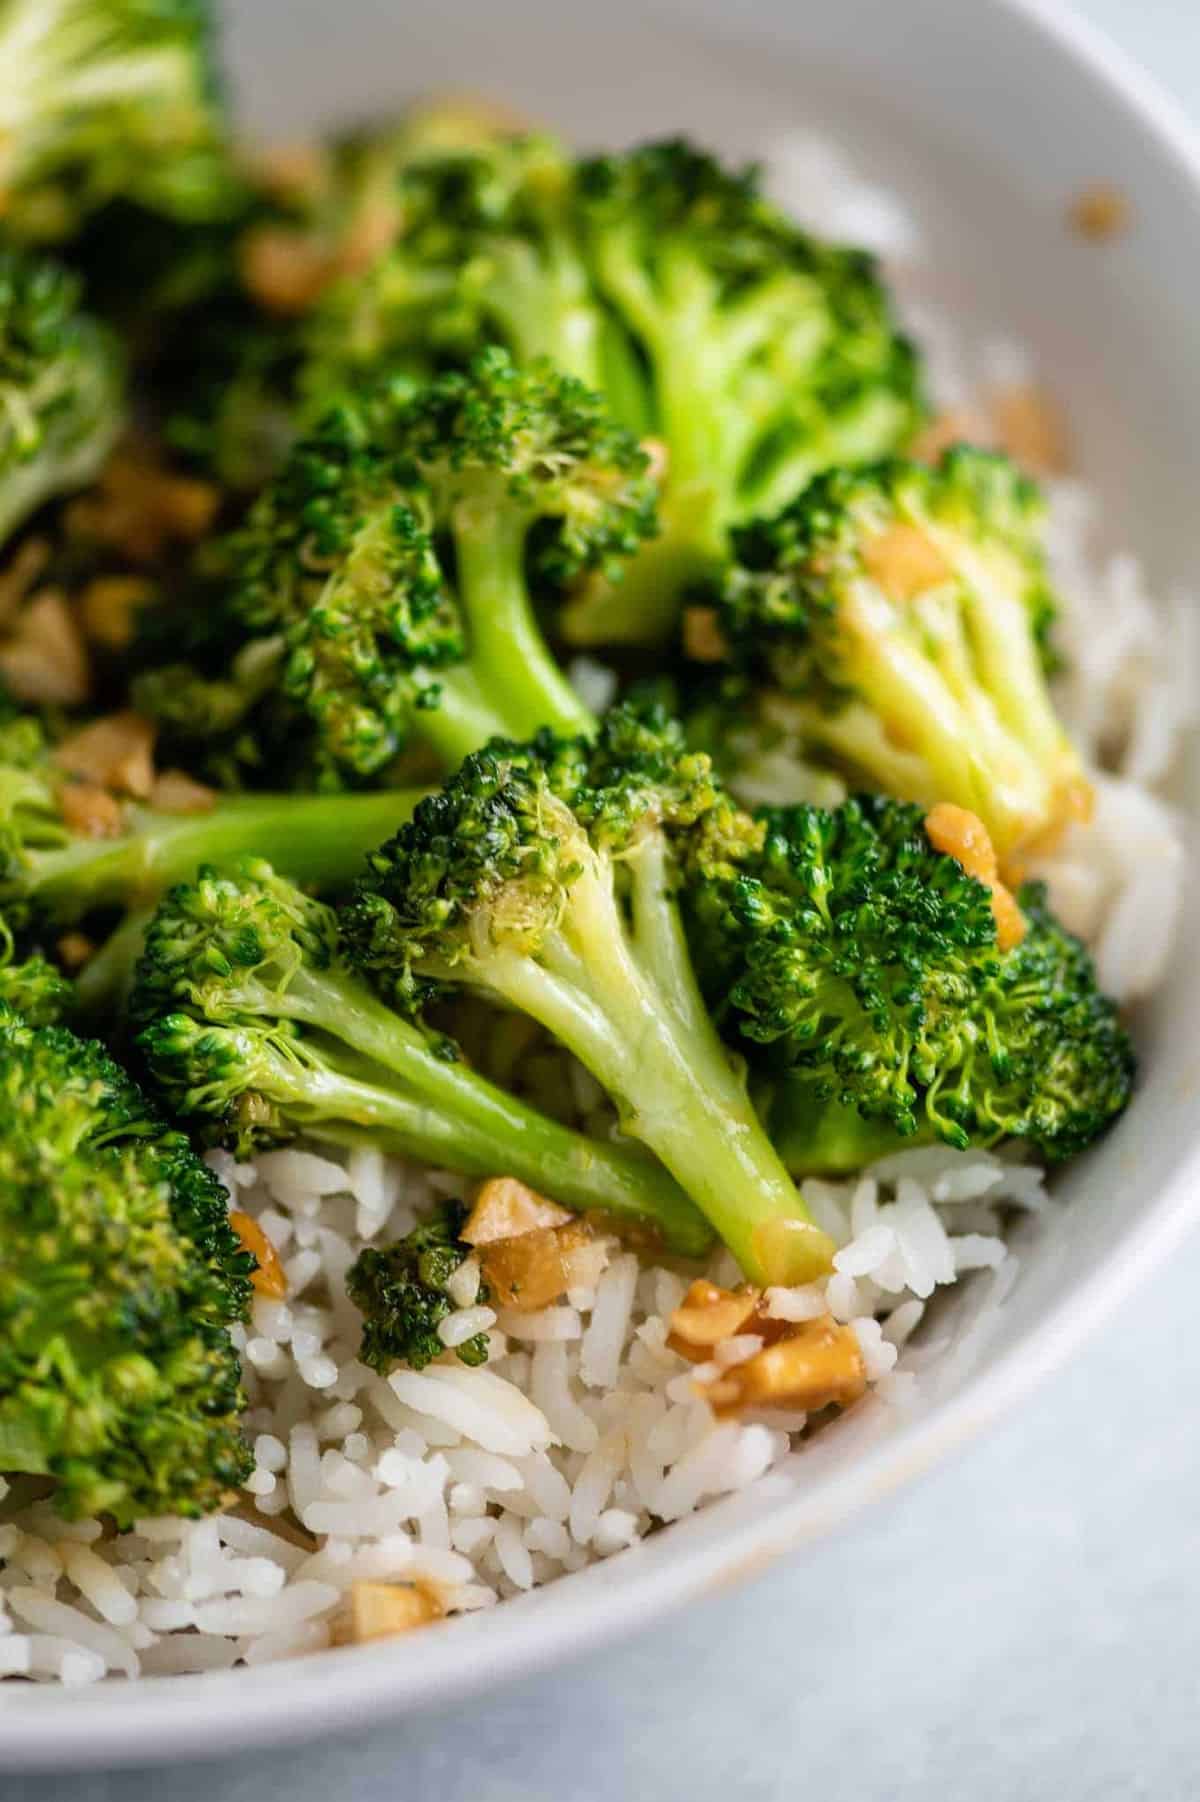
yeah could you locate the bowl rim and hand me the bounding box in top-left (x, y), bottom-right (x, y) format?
top-left (6, 0), bottom-right (1200, 1769)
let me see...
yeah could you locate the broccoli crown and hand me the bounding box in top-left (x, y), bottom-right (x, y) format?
top-left (707, 448), bottom-right (1086, 855)
top-left (347, 1201), bottom-right (488, 1372)
top-left (130, 857), bottom-right (338, 1143)
top-left (340, 702), bottom-right (835, 1287)
top-left (144, 349), bottom-right (649, 785)
top-left (299, 134), bottom-right (595, 415)
top-left (0, 934), bottom-right (72, 1024)
top-left (0, 1010), bottom-right (252, 1522)
top-left (0, 1006), bottom-right (255, 1306)
top-left (689, 793), bottom-right (1135, 1159)
top-left (0, 0), bottom-right (240, 242)
top-left (343, 702), bottom-right (718, 1009)
top-left (0, 709), bottom-right (68, 926)
top-left (0, 248), bottom-right (125, 541)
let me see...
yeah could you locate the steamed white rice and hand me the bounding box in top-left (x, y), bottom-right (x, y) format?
top-left (1, 130), bottom-right (1191, 1685)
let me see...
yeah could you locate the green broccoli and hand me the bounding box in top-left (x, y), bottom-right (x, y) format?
top-left (129, 856), bottom-right (711, 1256)
top-left (0, 1008), bottom-right (252, 1522)
top-left (339, 703), bottom-right (834, 1287)
top-left (686, 793), bottom-right (1135, 1169)
top-left (300, 136), bottom-right (922, 649)
top-left (702, 448), bottom-right (1089, 857)
top-left (562, 139), bottom-right (923, 645)
top-left (0, 930), bottom-right (72, 1023)
top-left (137, 349), bottom-right (653, 786)
top-left (0, 0), bottom-right (239, 243)
top-left (0, 704), bottom-right (424, 984)
top-left (0, 248), bottom-right (124, 546)
top-left (298, 134), bottom-right (636, 422)
top-left (347, 1201), bottom-right (490, 1373)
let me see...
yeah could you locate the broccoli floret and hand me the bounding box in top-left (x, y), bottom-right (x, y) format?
top-left (687, 794), bottom-right (1135, 1166)
top-left (561, 139), bottom-right (923, 645)
top-left (138, 349), bottom-right (653, 785)
top-left (0, 248), bottom-right (124, 546)
top-left (130, 857), bottom-right (711, 1255)
top-left (0, 705), bottom-right (424, 990)
top-left (0, 0), bottom-right (238, 243)
top-left (347, 1201), bottom-right (490, 1372)
top-left (339, 703), bottom-right (834, 1287)
top-left (298, 134), bottom-right (627, 424)
top-left (704, 448), bottom-right (1089, 856)
top-left (0, 1009), bottom-right (252, 1522)
top-left (300, 136), bottom-right (921, 650)
top-left (0, 916), bottom-right (73, 1022)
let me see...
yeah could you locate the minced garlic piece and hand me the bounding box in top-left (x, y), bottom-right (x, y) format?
top-left (924, 802), bottom-right (1026, 949)
top-left (79, 575), bottom-right (154, 649)
top-left (0, 590), bottom-right (90, 705)
top-left (988, 383), bottom-right (1070, 477)
top-left (54, 710), bottom-right (156, 799)
top-left (58, 782), bottom-right (123, 838)
top-left (461, 1176), bottom-right (572, 1247)
top-left (351, 1580), bottom-right (444, 1643)
top-left (863, 523), bottom-right (953, 601)
top-left (702, 1314), bottom-right (866, 1417)
top-left (1068, 184), bottom-right (1131, 243)
top-left (667, 1280), bottom-right (762, 1362)
top-left (481, 1220), bottom-right (594, 1313)
top-left (150, 769), bottom-right (216, 815)
top-left (681, 605), bottom-right (730, 664)
top-left (230, 1211), bottom-right (288, 1300)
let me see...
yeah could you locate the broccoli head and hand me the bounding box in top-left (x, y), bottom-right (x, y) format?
top-left (561, 138), bottom-right (924, 645)
top-left (0, 915), bottom-right (73, 1022)
top-left (139, 349), bottom-right (654, 785)
top-left (0, 1009), bottom-right (252, 1522)
top-left (340, 702), bottom-right (835, 1287)
top-left (347, 1201), bottom-right (490, 1373)
top-left (130, 856), bottom-right (711, 1254)
top-left (0, 248), bottom-right (124, 545)
top-left (298, 133), bottom-right (623, 421)
top-left (0, 0), bottom-right (239, 243)
top-left (687, 793), bottom-right (1135, 1168)
top-left (704, 448), bottom-right (1089, 856)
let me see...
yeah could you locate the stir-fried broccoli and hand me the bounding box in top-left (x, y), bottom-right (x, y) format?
top-left (299, 134), bottom-right (626, 420)
top-left (0, 248), bottom-right (124, 546)
top-left (0, 1008), bottom-right (252, 1522)
top-left (130, 856), bottom-right (711, 1254)
top-left (138, 349), bottom-right (653, 785)
top-left (339, 703), bottom-right (834, 1286)
top-left (0, 0), bottom-right (238, 243)
top-left (563, 140), bottom-right (923, 645)
top-left (347, 1201), bottom-right (490, 1372)
top-left (687, 794), bottom-right (1135, 1169)
top-left (301, 136), bottom-right (921, 649)
top-left (702, 448), bottom-right (1089, 856)
top-left (0, 934), bottom-right (71, 1023)
top-left (0, 705), bottom-right (423, 986)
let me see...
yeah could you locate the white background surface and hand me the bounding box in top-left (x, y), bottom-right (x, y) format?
top-left (14, 2), bottom-right (1200, 1796)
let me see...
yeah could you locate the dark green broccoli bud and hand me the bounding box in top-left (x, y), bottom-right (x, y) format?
top-left (0, 248), bottom-right (124, 545)
top-left (340, 702), bottom-right (834, 1287)
top-left (562, 138), bottom-right (924, 645)
top-left (703, 448), bottom-right (1088, 856)
top-left (130, 857), bottom-right (711, 1255)
top-left (0, 913), bottom-right (73, 1023)
top-left (0, 1009), bottom-right (251, 1522)
top-left (347, 1202), bottom-right (490, 1372)
top-left (0, 0), bottom-right (240, 243)
top-left (688, 794), bottom-right (1135, 1164)
top-left (0, 704), bottom-right (424, 934)
top-left (0, 1003), bottom-right (253, 1307)
top-left (158, 300), bottom-right (300, 493)
top-left (142, 349), bottom-right (654, 785)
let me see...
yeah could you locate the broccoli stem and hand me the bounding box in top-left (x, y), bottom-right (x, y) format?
top-left (222, 960), bottom-right (713, 1256)
top-left (423, 507), bottom-right (594, 756)
top-left (562, 485), bottom-right (723, 647)
top-left (26, 788), bottom-right (424, 925)
top-left (455, 833), bottom-right (833, 1284)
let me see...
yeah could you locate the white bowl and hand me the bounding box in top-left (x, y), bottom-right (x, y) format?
top-left (6, 0), bottom-right (1200, 1769)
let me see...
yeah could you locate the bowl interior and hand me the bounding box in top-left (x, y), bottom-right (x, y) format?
top-left (7, 0), bottom-right (1200, 1767)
